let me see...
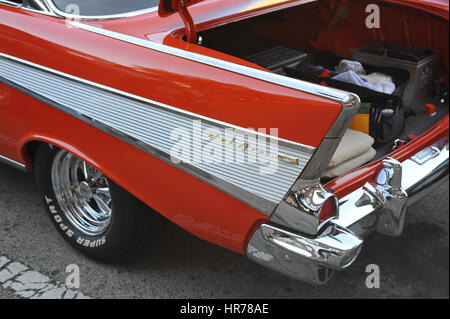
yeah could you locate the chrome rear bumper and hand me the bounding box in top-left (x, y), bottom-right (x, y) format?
top-left (247, 136), bottom-right (449, 284)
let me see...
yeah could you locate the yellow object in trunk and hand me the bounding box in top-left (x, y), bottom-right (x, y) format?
top-left (349, 114), bottom-right (370, 135)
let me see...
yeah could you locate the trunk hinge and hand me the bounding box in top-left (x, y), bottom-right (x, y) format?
top-left (178, 0), bottom-right (197, 44)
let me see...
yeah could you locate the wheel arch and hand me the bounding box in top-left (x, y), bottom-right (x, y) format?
top-left (21, 136), bottom-right (102, 174)
top-left (20, 135), bottom-right (162, 216)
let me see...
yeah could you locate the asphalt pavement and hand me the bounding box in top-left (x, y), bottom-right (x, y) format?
top-left (0, 162), bottom-right (448, 299)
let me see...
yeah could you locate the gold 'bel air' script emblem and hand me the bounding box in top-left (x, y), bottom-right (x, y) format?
top-left (208, 133), bottom-right (300, 166)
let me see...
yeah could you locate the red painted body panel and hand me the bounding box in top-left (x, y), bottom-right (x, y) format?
top-left (0, 3), bottom-right (339, 254)
top-left (0, 0), bottom-right (448, 254)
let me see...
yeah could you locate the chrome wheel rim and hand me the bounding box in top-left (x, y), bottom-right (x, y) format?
top-left (51, 150), bottom-right (112, 236)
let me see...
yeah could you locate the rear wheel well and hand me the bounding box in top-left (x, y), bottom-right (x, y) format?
top-left (22, 140), bottom-right (163, 216)
top-left (22, 141), bottom-right (50, 171)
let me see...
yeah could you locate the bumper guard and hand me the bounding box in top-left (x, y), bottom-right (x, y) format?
top-left (247, 136), bottom-right (449, 284)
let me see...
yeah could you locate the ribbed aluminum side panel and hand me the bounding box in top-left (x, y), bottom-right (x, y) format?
top-left (0, 56), bottom-right (314, 204)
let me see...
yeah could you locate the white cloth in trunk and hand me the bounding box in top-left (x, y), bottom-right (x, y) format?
top-left (332, 71), bottom-right (396, 94)
top-left (328, 129), bottom-right (375, 168)
top-left (335, 59), bottom-right (366, 75)
top-left (359, 72), bottom-right (393, 85)
top-left (324, 147), bottom-right (376, 178)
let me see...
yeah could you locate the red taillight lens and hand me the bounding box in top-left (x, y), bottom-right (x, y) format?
top-left (319, 197), bottom-right (338, 224)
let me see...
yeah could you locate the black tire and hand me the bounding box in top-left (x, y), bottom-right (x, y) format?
top-left (34, 144), bottom-right (162, 262)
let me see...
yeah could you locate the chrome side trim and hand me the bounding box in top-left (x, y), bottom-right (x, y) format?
top-left (0, 154), bottom-right (28, 172)
top-left (0, 52), bottom-right (316, 214)
top-left (72, 22), bottom-right (351, 104)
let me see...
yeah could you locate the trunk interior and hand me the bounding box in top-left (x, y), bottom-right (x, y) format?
top-left (186, 0), bottom-right (449, 180)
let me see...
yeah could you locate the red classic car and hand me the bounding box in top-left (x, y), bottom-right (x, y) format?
top-left (0, 0), bottom-right (448, 284)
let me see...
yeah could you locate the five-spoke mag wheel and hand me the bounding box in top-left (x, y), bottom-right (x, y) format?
top-left (51, 150), bottom-right (112, 236)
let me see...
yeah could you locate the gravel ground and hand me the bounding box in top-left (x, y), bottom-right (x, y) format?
top-left (0, 163), bottom-right (448, 299)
